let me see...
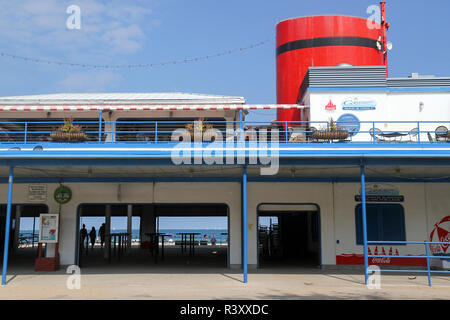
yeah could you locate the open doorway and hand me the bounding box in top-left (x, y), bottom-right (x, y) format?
top-left (77, 204), bottom-right (141, 267)
top-left (76, 203), bottom-right (229, 270)
top-left (257, 204), bottom-right (320, 268)
top-left (0, 204), bottom-right (48, 267)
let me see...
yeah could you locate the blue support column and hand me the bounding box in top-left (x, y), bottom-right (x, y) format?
top-left (360, 165), bottom-right (369, 285)
top-left (1, 167), bottom-right (14, 286)
top-left (242, 166), bottom-right (248, 283)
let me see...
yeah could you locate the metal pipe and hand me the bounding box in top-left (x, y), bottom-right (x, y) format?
top-left (24, 123), bottom-right (28, 144)
top-left (425, 242), bottom-right (432, 286)
top-left (242, 166), bottom-right (248, 283)
top-left (98, 110), bottom-right (103, 142)
top-left (1, 167), bottom-right (14, 286)
top-left (127, 205), bottom-right (132, 248)
top-left (32, 214), bottom-right (35, 248)
top-left (360, 165), bottom-right (369, 285)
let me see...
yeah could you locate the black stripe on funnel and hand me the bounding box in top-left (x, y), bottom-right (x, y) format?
top-left (277, 36), bottom-right (379, 56)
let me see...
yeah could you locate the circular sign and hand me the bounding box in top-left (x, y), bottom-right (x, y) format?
top-left (429, 216), bottom-right (450, 255)
top-left (54, 186), bottom-right (72, 204)
top-left (337, 114), bottom-right (360, 137)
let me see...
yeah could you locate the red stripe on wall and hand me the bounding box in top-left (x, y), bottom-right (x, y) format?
top-left (336, 254), bottom-right (427, 267)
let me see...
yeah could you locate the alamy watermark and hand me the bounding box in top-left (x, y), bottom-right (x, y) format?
top-left (66, 5), bottom-right (81, 30)
top-left (66, 265), bottom-right (81, 290)
top-left (366, 5), bottom-right (381, 30)
top-left (170, 123), bottom-right (280, 175)
top-left (367, 265), bottom-right (381, 289)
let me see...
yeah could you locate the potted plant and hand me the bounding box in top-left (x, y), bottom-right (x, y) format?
top-left (50, 117), bottom-right (88, 142)
top-left (185, 118), bottom-right (214, 141)
top-left (312, 118), bottom-right (349, 140)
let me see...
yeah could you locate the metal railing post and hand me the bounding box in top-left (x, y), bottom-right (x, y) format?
top-left (373, 122), bottom-right (376, 144)
top-left (285, 121), bottom-right (288, 143)
top-left (425, 242), bottom-right (432, 286)
top-left (24, 122), bottom-right (28, 144)
top-left (417, 121), bottom-right (421, 143)
top-left (98, 110), bottom-right (103, 143)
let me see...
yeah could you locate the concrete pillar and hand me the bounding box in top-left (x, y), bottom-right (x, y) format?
top-left (127, 204), bottom-right (132, 248)
top-left (140, 205), bottom-right (155, 242)
top-left (13, 205), bottom-right (21, 254)
top-left (226, 117), bottom-right (235, 142)
top-left (104, 121), bottom-right (114, 142)
top-left (104, 205), bottom-right (111, 259)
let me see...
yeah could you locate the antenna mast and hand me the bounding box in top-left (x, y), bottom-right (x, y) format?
top-left (380, 1), bottom-right (390, 76)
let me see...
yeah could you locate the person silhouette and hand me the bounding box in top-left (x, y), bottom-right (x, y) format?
top-left (80, 224), bottom-right (88, 252)
top-left (99, 223), bottom-right (106, 248)
top-left (89, 227), bottom-right (96, 250)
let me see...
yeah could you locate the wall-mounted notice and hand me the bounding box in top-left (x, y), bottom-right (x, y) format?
top-left (38, 214), bottom-right (59, 243)
top-left (355, 183), bottom-right (404, 202)
top-left (28, 184), bottom-right (47, 202)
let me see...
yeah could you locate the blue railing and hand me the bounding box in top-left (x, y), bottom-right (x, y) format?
top-left (367, 241), bottom-right (450, 286)
top-left (0, 119), bottom-right (448, 145)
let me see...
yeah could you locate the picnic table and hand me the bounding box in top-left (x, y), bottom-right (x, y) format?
top-left (176, 232), bottom-right (201, 256)
top-left (221, 233), bottom-right (228, 244)
top-left (108, 233), bottom-right (129, 263)
top-left (145, 232), bottom-right (172, 263)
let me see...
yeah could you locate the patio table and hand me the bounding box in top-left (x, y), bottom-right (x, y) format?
top-left (145, 232), bottom-right (172, 263)
top-left (176, 233), bottom-right (201, 256)
top-left (379, 132), bottom-right (408, 141)
top-left (108, 232), bottom-right (129, 264)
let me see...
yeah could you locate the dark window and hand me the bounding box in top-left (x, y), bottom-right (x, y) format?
top-left (355, 204), bottom-right (406, 245)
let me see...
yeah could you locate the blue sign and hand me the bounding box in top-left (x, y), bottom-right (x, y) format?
top-left (337, 114), bottom-right (360, 137)
top-left (342, 98), bottom-right (377, 111)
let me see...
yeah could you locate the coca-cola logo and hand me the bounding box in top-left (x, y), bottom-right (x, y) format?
top-left (429, 216), bottom-right (450, 254)
top-left (372, 257), bottom-right (391, 264)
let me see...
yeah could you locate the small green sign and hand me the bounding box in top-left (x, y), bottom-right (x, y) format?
top-left (54, 186), bottom-right (72, 204)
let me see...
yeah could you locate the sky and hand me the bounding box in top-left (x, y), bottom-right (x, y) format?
top-left (0, 0), bottom-right (449, 125)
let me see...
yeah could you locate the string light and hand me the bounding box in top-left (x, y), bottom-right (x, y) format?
top-left (0, 40), bottom-right (270, 69)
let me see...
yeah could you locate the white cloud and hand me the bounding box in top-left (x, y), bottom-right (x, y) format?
top-left (102, 24), bottom-right (146, 54)
top-left (0, 0), bottom-right (157, 56)
top-left (55, 71), bottom-right (121, 92)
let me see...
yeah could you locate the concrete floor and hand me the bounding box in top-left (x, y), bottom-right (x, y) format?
top-left (1, 246), bottom-right (450, 300)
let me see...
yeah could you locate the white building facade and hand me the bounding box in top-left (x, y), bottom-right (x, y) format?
top-left (0, 67), bottom-right (449, 284)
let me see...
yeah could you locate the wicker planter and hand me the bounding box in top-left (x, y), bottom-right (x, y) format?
top-left (312, 130), bottom-right (349, 140)
top-left (50, 131), bottom-right (88, 142)
top-left (185, 121), bottom-right (214, 141)
top-left (181, 130), bottom-right (216, 142)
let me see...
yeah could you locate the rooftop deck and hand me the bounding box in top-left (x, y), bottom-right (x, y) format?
top-left (0, 119), bottom-right (448, 144)
top-left (0, 119), bottom-right (449, 167)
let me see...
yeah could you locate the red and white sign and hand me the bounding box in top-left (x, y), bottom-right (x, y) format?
top-left (336, 246), bottom-right (426, 266)
top-left (325, 100), bottom-right (336, 112)
top-left (429, 216), bottom-right (450, 254)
